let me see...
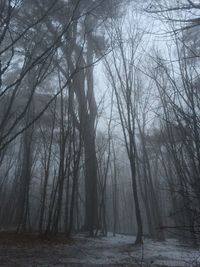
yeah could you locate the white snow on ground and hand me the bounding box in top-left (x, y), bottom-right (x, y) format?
top-left (68, 233), bottom-right (200, 266)
top-left (0, 233), bottom-right (200, 266)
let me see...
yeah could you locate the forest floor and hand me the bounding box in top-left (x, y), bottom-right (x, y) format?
top-left (0, 232), bottom-right (199, 267)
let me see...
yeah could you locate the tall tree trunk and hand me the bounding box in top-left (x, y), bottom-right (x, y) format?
top-left (83, 127), bottom-right (98, 235)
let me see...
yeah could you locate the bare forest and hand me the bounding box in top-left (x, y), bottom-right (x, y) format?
top-left (0, 0), bottom-right (200, 266)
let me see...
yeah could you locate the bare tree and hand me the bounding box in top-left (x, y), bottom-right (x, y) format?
top-left (104, 19), bottom-right (144, 244)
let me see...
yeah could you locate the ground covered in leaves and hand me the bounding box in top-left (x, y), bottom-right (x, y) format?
top-left (0, 232), bottom-right (199, 266)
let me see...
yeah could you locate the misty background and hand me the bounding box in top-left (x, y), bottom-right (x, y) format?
top-left (0, 0), bottom-right (200, 250)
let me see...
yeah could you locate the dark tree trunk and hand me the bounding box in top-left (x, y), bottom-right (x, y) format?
top-left (83, 128), bottom-right (98, 236)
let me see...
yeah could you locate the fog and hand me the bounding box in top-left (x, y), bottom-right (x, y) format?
top-left (0, 0), bottom-right (200, 266)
